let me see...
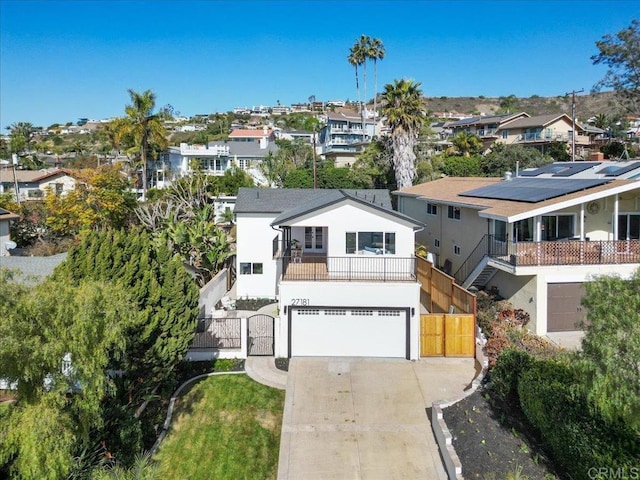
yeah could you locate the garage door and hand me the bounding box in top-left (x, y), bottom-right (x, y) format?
top-left (290, 308), bottom-right (408, 358)
top-left (547, 283), bottom-right (587, 332)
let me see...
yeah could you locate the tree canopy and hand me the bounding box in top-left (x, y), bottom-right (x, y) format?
top-left (0, 271), bottom-right (135, 479)
top-left (580, 269), bottom-right (640, 432)
top-left (50, 228), bottom-right (200, 397)
top-left (592, 19), bottom-right (640, 113)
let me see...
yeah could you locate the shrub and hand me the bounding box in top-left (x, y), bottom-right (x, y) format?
top-left (488, 349), bottom-right (533, 404)
top-left (518, 359), bottom-right (640, 479)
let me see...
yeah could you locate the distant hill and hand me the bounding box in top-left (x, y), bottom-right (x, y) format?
top-left (423, 91), bottom-right (626, 122)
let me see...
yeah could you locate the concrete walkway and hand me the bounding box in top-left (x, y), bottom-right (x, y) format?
top-left (276, 357), bottom-right (476, 480)
top-left (245, 357), bottom-right (287, 390)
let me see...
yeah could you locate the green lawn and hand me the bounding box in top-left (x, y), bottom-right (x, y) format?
top-left (153, 374), bottom-right (285, 480)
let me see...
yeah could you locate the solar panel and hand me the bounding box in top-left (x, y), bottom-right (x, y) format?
top-left (602, 161), bottom-right (640, 177)
top-left (460, 178), bottom-right (611, 203)
top-left (552, 162), bottom-right (600, 177)
top-left (519, 162), bottom-right (600, 177)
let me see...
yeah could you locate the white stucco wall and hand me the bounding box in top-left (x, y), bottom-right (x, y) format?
top-left (285, 201), bottom-right (418, 257)
top-left (277, 281), bottom-right (421, 359)
top-left (0, 220), bottom-right (11, 256)
top-left (39, 174), bottom-right (76, 195)
top-left (235, 213), bottom-right (280, 299)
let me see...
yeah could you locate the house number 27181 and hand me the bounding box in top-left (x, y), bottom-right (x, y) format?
top-left (291, 298), bottom-right (310, 306)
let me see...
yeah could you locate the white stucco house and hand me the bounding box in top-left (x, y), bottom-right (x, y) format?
top-left (0, 207), bottom-right (19, 256)
top-left (0, 168), bottom-right (76, 201)
top-left (234, 187), bottom-right (425, 359)
top-left (395, 160), bottom-right (640, 337)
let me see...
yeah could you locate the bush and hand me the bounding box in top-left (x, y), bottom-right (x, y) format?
top-left (488, 349), bottom-right (533, 404)
top-left (518, 359), bottom-right (640, 479)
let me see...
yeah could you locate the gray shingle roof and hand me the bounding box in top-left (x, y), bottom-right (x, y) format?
top-left (235, 188), bottom-right (423, 227)
top-left (235, 188), bottom-right (391, 214)
top-left (209, 141), bottom-right (279, 157)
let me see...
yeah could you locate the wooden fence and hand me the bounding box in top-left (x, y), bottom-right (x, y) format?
top-left (416, 256), bottom-right (476, 357)
top-left (420, 314), bottom-right (476, 357)
top-left (416, 256), bottom-right (476, 315)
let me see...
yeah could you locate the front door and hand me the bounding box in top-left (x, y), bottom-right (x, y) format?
top-left (304, 227), bottom-right (324, 252)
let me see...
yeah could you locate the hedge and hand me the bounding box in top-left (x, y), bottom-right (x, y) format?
top-left (517, 359), bottom-right (640, 479)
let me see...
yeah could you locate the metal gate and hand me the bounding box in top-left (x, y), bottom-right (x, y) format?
top-left (247, 314), bottom-right (274, 356)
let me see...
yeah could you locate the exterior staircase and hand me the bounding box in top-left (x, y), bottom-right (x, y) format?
top-left (461, 256), bottom-right (499, 289)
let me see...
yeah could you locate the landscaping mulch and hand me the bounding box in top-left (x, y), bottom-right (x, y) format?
top-left (443, 388), bottom-right (560, 479)
top-left (275, 357), bottom-right (289, 371)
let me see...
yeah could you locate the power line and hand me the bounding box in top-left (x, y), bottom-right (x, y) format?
top-left (565, 88), bottom-right (584, 161)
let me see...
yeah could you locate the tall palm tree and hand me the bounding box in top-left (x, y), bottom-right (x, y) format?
top-left (348, 43), bottom-right (365, 117)
top-left (368, 37), bottom-right (385, 135)
top-left (124, 89), bottom-right (167, 200)
top-left (380, 79), bottom-right (425, 190)
top-left (356, 35), bottom-right (371, 115)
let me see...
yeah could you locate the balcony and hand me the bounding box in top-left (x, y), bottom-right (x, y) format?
top-left (515, 133), bottom-right (590, 145)
top-left (281, 254), bottom-right (417, 282)
top-left (491, 239), bottom-right (640, 267)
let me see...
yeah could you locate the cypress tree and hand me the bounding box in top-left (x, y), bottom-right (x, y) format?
top-left (52, 227), bottom-right (199, 403)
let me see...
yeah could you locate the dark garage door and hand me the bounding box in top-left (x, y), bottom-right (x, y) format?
top-left (547, 283), bottom-right (587, 332)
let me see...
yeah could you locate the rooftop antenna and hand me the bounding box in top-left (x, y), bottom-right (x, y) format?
top-left (565, 88), bottom-right (584, 161)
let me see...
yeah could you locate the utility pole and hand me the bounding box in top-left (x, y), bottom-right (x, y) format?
top-left (11, 154), bottom-right (20, 203)
top-left (312, 128), bottom-right (318, 189)
top-left (565, 88), bottom-right (584, 161)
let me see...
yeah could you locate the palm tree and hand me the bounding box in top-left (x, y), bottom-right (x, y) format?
top-left (348, 43), bottom-right (365, 119)
top-left (451, 131), bottom-right (483, 157)
top-left (356, 35), bottom-right (371, 115)
top-left (368, 37), bottom-right (385, 135)
top-left (380, 79), bottom-right (425, 190)
top-left (124, 89), bottom-right (167, 200)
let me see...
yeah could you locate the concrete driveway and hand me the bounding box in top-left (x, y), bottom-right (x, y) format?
top-left (277, 357), bottom-right (476, 480)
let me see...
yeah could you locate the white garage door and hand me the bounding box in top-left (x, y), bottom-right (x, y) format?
top-left (290, 308), bottom-right (408, 358)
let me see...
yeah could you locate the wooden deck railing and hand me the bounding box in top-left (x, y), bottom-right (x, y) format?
top-left (493, 239), bottom-right (640, 266)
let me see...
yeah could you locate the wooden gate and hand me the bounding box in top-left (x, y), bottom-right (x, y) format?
top-left (247, 314), bottom-right (274, 356)
top-left (420, 314), bottom-right (475, 357)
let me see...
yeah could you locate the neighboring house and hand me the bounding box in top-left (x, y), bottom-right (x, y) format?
top-left (234, 187), bottom-right (424, 359)
top-left (273, 128), bottom-right (315, 144)
top-left (0, 207), bottom-right (19, 256)
top-left (213, 195), bottom-right (236, 224)
top-left (0, 168), bottom-right (76, 201)
top-left (395, 160), bottom-right (640, 337)
top-left (449, 112), bottom-right (594, 157)
top-left (448, 112), bottom-right (528, 149)
top-left (228, 127), bottom-right (274, 143)
top-left (494, 113), bottom-right (590, 154)
top-left (159, 138), bottom-right (278, 187)
top-left (317, 111), bottom-right (376, 167)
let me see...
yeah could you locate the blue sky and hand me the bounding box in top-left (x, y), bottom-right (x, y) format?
top-left (1, 0), bottom-right (638, 129)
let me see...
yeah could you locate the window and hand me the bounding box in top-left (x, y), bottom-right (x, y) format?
top-left (426, 203), bottom-right (438, 215)
top-left (617, 214), bottom-right (640, 240)
top-left (494, 220), bottom-right (507, 242)
top-left (501, 129), bottom-right (509, 139)
top-left (240, 262), bottom-right (263, 274)
top-left (346, 232), bottom-right (356, 254)
top-left (448, 206), bottom-right (461, 220)
top-left (454, 245), bottom-right (461, 256)
top-left (384, 232), bottom-right (396, 254)
top-left (541, 214), bottom-right (575, 240)
top-left (513, 218), bottom-right (534, 242)
top-left (434, 239), bottom-right (440, 248)
top-left (345, 231), bottom-right (396, 254)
